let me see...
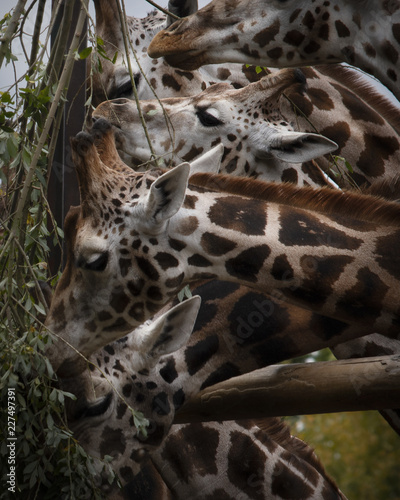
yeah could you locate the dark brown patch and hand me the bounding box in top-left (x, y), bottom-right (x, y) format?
top-left (289, 9), bottom-right (302, 23)
top-left (363, 42), bottom-right (376, 58)
top-left (271, 254), bottom-right (294, 281)
top-left (161, 74), bottom-right (181, 92)
top-left (381, 40), bottom-right (398, 64)
top-left (165, 272), bottom-right (185, 289)
top-left (375, 229), bottom-right (400, 281)
top-left (168, 237), bottom-right (186, 251)
top-left (208, 195), bottom-right (267, 235)
top-left (188, 253), bottom-right (213, 267)
top-left (128, 302), bottom-right (145, 322)
top-left (154, 252), bottom-right (179, 270)
top-left (283, 30), bottom-right (305, 46)
top-left (304, 40), bottom-right (321, 54)
top-left (318, 23), bottom-right (330, 40)
top-left (182, 144), bottom-right (204, 162)
top-left (267, 47), bottom-right (283, 60)
top-left (183, 194), bottom-right (198, 209)
top-left (278, 205), bottom-right (363, 250)
top-left (136, 256), bottom-right (160, 280)
top-left (119, 257), bottom-right (131, 277)
top-left (217, 68), bottom-right (232, 80)
top-left (335, 19), bottom-right (350, 37)
top-left (226, 245), bottom-right (271, 283)
top-left (331, 82), bottom-right (384, 124)
top-left (252, 19), bottom-right (280, 47)
top-left (307, 87), bottom-right (334, 110)
top-left (227, 431), bottom-right (266, 500)
top-left (185, 334), bottom-right (219, 376)
top-left (319, 121), bottom-right (351, 150)
top-left (302, 11), bottom-right (315, 30)
top-left (160, 423), bottom-right (219, 482)
top-left (110, 288), bottom-right (130, 313)
top-left (393, 23), bottom-right (400, 45)
top-left (201, 232), bottom-right (237, 256)
top-left (281, 167), bottom-right (299, 184)
top-left (358, 133), bottom-right (399, 178)
top-left (336, 268), bottom-right (389, 323)
top-left (288, 255), bottom-right (354, 307)
top-left (271, 460), bottom-right (314, 499)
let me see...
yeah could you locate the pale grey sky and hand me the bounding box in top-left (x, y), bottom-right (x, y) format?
top-left (0, 0), bottom-right (209, 91)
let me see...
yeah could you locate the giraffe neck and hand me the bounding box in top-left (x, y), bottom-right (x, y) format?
top-left (45, 128), bottom-right (400, 373)
top-left (165, 175), bottom-right (400, 335)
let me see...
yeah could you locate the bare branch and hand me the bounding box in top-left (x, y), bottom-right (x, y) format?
top-left (174, 355), bottom-right (400, 423)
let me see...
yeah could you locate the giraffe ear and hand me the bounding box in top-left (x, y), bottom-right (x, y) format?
top-left (258, 132), bottom-right (338, 163)
top-left (189, 144), bottom-right (224, 176)
top-left (144, 163), bottom-right (190, 227)
top-left (136, 296), bottom-right (201, 368)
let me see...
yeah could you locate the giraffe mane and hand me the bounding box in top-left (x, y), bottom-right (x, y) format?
top-left (317, 64), bottom-right (400, 134)
top-left (253, 418), bottom-right (340, 490)
top-left (189, 172), bottom-right (400, 226)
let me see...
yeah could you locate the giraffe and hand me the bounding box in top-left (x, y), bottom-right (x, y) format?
top-left (93, 65), bottom-right (400, 189)
top-left (148, 0), bottom-right (400, 101)
top-left (60, 297), bottom-right (346, 499)
top-left (90, 0), bottom-right (267, 106)
top-left (92, 2), bottom-right (400, 189)
top-left (91, 2), bottom-right (400, 437)
top-left (93, 68), bottom-right (338, 188)
top-left (44, 119), bottom-right (400, 375)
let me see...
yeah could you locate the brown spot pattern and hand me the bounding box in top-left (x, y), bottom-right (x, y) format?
top-left (227, 431), bottom-right (266, 500)
top-left (278, 205), bottom-right (363, 250)
top-left (201, 231), bottom-right (238, 256)
top-left (160, 423), bottom-right (219, 483)
top-left (208, 196), bottom-right (267, 235)
top-left (337, 267), bottom-right (389, 322)
top-left (271, 460), bottom-right (314, 499)
top-left (226, 245), bottom-right (271, 283)
top-left (252, 19), bottom-right (280, 47)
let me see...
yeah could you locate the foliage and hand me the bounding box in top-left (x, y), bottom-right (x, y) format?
top-left (288, 411), bottom-right (400, 499)
top-left (0, 1), bottom-right (117, 497)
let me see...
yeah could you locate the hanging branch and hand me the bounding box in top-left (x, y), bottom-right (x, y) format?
top-left (0, 0), bottom-right (28, 67)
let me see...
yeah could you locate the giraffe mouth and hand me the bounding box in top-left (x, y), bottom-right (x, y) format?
top-left (163, 50), bottom-right (207, 71)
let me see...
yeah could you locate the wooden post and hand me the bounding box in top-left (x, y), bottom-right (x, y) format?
top-left (47, 0), bottom-right (87, 274)
top-left (174, 355), bottom-right (400, 423)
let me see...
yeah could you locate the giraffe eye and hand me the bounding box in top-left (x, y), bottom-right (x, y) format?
top-left (196, 108), bottom-right (223, 127)
top-left (116, 80), bottom-right (133, 98)
top-left (115, 74), bottom-right (140, 98)
top-left (79, 252), bottom-right (109, 272)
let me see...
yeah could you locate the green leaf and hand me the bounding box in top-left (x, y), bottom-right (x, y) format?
top-left (79, 46), bottom-right (93, 60)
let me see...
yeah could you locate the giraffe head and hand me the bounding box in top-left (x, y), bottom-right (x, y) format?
top-left (45, 119), bottom-right (193, 375)
top-left (90, 0), bottom-right (267, 105)
top-left (63, 296), bottom-right (201, 482)
top-left (148, 0), bottom-right (400, 101)
top-left (93, 68), bottom-right (338, 186)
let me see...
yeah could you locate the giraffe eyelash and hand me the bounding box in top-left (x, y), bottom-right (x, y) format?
top-left (77, 252), bottom-right (109, 272)
top-left (196, 108), bottom-right (223, 127)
